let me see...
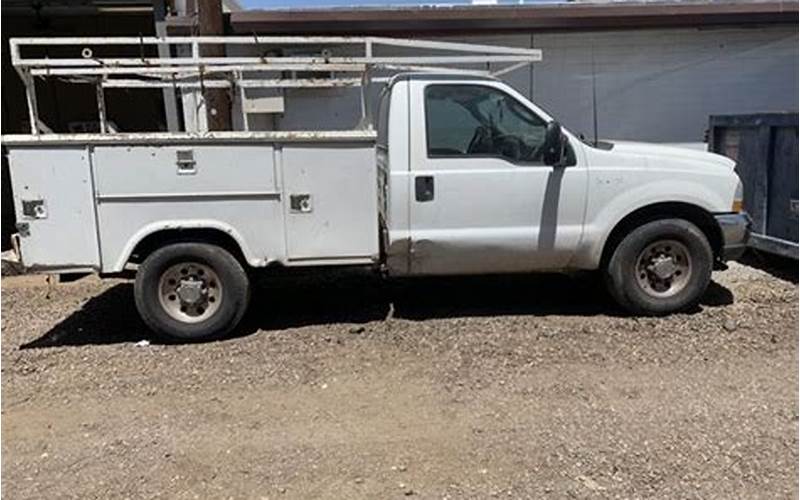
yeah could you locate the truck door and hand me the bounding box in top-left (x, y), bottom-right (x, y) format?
top-left (407, 80), bottom-right (587, 275)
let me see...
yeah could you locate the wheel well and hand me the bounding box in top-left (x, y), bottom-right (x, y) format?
top-left (128, 228), bottom-right (248, 267)
top-left (600, 202), bottom-right (723, 267)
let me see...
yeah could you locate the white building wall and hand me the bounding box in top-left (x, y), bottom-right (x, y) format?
top-left (529, 26), bottom-right (798, 142)
top-left (218, 25), bottom-right (797, 143)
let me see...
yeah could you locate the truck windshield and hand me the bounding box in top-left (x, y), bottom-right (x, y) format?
top-left (425, 84), bottom-right (548, 163)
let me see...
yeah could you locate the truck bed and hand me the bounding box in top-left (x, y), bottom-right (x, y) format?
top-left (4, 131), bottom-right (380, 273)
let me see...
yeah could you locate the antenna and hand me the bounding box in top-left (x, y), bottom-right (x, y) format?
top-left (591, 43), bottom-right (599, 146)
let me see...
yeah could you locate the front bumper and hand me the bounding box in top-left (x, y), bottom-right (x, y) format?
top-left (714, 212), bottom-right (752, 261)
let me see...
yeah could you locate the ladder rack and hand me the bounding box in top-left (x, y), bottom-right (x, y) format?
top-left (10, 36), bottom-right (542, 135)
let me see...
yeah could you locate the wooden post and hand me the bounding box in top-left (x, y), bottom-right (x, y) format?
top-left (197, 0), bottom-right (231, 131)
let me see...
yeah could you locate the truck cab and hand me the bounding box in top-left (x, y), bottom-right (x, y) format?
top-left (380, 73), bottom-right (749, 280)
top-left (380, 74), bottom-right (588, 276)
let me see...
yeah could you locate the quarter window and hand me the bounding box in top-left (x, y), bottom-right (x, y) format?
top-left (425, 84), bottom-right (548, 163)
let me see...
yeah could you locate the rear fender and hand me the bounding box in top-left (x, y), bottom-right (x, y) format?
top-left (111, 220), bottom-right (259, 273)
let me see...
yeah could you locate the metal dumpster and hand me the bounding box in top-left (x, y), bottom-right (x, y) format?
top-left (708, 113), bottom-right (798, 259)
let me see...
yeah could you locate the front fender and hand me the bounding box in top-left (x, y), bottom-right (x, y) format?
top-left (573, 178), bottom-right (731, 269)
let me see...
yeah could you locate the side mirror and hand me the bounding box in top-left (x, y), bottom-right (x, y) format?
top-left (543, 121), bottom-right (567, 167)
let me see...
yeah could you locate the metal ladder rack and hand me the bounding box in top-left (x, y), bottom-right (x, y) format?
top-left (9, 35), bottom-right (542, 135)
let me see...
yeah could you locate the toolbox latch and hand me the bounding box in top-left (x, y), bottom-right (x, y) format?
top-left (289, 194), bottom-right (312, 213)
top-left (21, 199), bottom-right (47, 219)
top-left (176, 149), bottom-right (197, 175)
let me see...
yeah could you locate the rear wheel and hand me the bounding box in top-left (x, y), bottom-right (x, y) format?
top-left (134, 243), bottom-right (250, 341)
top-left (605, 219), bottom-right (713, 315)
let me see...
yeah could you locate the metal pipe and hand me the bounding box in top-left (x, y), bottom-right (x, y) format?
top-left (30, 63), bottom-right (367, 76)
top-left (17, 55), bottom-right (539, 68)
top-left (101, 78), bottom-right (363, 88)
top-left (18, 70), bottom-right (40, 135)
top-left (96, 81), bottom-right (108, 134)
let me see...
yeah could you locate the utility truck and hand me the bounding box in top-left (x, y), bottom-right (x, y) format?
top-left (3, 36), bottom-right (749, 341)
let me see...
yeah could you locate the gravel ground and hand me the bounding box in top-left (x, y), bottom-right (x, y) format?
top-left (1, 258), bottom-right (797, 499)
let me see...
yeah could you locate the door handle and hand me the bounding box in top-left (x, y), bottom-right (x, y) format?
top-left (415, 175), bottom-right (434, 202)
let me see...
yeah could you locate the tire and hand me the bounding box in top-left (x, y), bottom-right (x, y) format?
top-left (604, 218), bottom-right (713, 315)
top-left (134, 243), bottom-right (251, 341)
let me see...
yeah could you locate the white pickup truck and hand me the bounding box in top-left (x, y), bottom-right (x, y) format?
top-left (4, 72), bottom-right (750, 341)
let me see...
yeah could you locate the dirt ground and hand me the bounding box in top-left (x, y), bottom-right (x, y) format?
top-left (1, 257), bottom-right (797, 499)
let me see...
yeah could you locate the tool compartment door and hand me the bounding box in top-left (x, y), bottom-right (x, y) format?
top-left (7, 146), bottom-right (100, 269)
top-left (282, 144), bottom-right (379, 262)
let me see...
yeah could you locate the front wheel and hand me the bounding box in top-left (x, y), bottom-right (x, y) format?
top-left (134, 243), bottom-right (251, 341)
top-left (604, 219), bottom-right (713, 315)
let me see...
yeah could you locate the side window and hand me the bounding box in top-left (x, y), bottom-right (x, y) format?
top-left (425, 90), bottom-right (481, 155)
top-left (425, 84), bottom-right (548, 163)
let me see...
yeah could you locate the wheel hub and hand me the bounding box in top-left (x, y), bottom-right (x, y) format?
top-left (158, 262), bottom-right (222, 323)
top-left (649, 255), bottom-right (679, 280)
top-left (635, 239), bottom-right (692, 298)
top-left (176, 278), bottom-right (205, 305)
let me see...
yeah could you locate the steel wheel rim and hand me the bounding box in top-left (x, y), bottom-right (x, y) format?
top-left (635, 239), bottom-right (692, 298)
top-left (158, 262), bottom-right (222, 323)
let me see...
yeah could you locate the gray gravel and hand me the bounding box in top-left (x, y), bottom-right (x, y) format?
top-left (2, 260), bottom-right (797, 499)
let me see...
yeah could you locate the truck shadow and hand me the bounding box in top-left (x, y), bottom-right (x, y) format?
top-left (737, 251), bottom-right (798, 284)
top-left (21, 273), bottom-right (733, 348)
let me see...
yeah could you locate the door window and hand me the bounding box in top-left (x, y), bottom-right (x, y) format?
top-left (425, 84), bottom-right (548, 164)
